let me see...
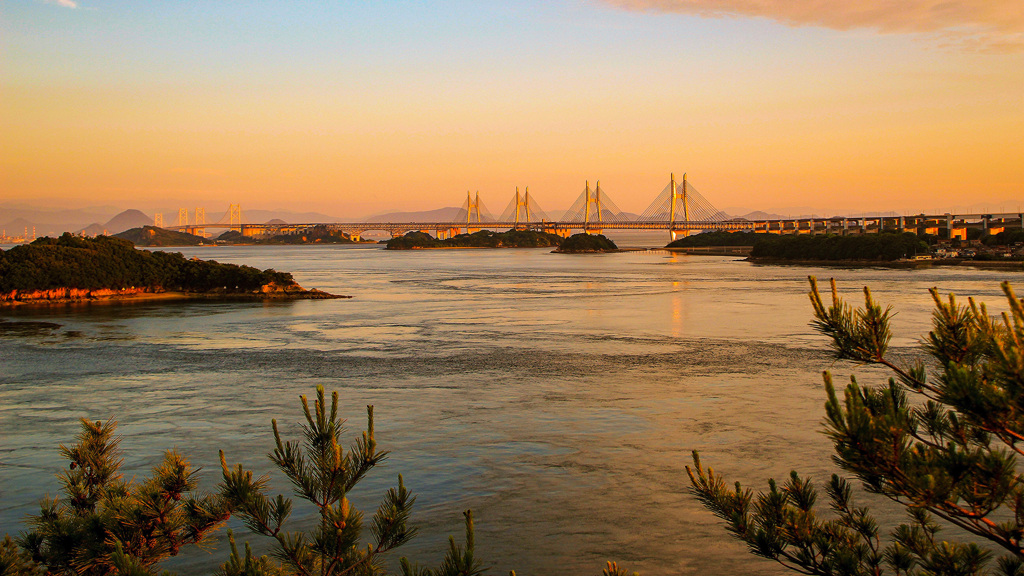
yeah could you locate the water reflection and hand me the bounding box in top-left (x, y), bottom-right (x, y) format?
top-left (0, 246), bottom-right (1019, 574)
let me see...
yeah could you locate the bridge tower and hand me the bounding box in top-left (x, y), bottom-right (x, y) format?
top-left (229, 204), bottom-right (242, 232)
top-left (466, 191), bottom-right (482, 233)
top-left (669, 173), bottom-right (690, 241)
top-left (154, 213), bottom-right (164, 228)
top-left (178, 208), bottom-right (189, 227)
top-left (192, 207), bottom-right (206, 237)
top-left (583, 180), bottom-right (604, 234)
top-left (513, 187), bottom-right (533, 228)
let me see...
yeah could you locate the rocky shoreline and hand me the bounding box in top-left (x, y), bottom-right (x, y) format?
top-left (0, 281), bottom-right (347, 306)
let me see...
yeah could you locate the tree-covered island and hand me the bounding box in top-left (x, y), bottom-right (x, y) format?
top-left (115, 225), bottom-right (363, 247)
top-left (552, 233), bottom-right (618, 253)
top-left (385, 229), bottom-right (565, 250)
top-left (750, 232), bottom-right (931, 262)
top-left (0, 234), bottom-right (343, 305)
top-left (667, 229), bottom-right (1024, 266)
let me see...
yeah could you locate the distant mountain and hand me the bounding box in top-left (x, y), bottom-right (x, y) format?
top-left (740, 211), bottom-right (787, 220)
top-left (1, 218), bottom-right (37, 236)
top-left (102, 210), bottom-right (153, 234)
top-left (364, 207), bottom-right (462, 223)
top-left (265, 218), bottom-right (288, 225)
top-left (241, 210), bottom-right (345, 224)
top-left (0, 205), bottom-right (121, 236)
top-left (79, 223), bottom-right (107, 236)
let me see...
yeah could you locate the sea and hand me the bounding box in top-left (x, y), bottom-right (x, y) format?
top-left (0, 234), bottom-right (1019, 575)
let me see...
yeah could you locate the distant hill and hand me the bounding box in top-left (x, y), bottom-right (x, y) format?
top-left (240, 210), bottom-right (344, 224)
top-left (265, 218), bottom-right (288, 225)
top-left (79, 223), bottom-right (107, 236)
top-left (102, 209), bottom-right (153, 234)
top-left (0, 204), bottom-right (121, 236)
top-left (1, 218), bottom-right (37, 236)
top-left (364, 207), bottom-right (462, 223)
top-left (115, 226), bottom-right (207, 247)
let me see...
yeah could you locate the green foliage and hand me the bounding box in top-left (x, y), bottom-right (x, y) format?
top-left (689, 277), bottom-right (1024, 575)
top-left (15, 419), bottom-right (230, 575)
top-left (385, 232), bottom-right (441, 249)
top-left (984, 230), bottom-right (1024, 247)
top-left (0, 233), bottom-right (293, 293)
top-left (665, 230), bottom-right (758, 248)
top-left (750, 232), bottom-right (930, 261)
top-left (385, 229), bottom-right (563, 250)
top-left (114, 226), bottom-right (207, 247)
top-left (553, 233), bottom-right (617, 253)
top-left (259, 226), bottom-right (356, 245)
top-left (1, 535), bottom-right (41, 575)
top-left (218, 386), bottom-right (483, 576)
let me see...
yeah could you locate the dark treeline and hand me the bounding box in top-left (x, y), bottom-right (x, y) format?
top-left (115, 226), bottom-right (207, 247)
top-left (0, 234), bottom-right (293, 293)
top-left (666, 230), bottom-right (759, 248)
top-left (223, 225), bottom-right (357, 245)
top-left (749, 232), bottom-right (930, 261)
top-left (984, 229), bottom-right (1024, 246)
top-left (386, 229), bottom-right (564, 249)
top-left (554, 233), bottom-right (618, 253)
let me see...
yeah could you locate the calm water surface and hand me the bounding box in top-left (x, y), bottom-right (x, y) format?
top-left (0, 244), bottom-right (1018, 574)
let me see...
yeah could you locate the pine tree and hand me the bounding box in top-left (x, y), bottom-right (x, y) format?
top-left (688, 278), bottom-right (1024, 575)
top-left (217, 386), bottom-right (484, 576)
top-left (14, 418), bottom-right (230, 575)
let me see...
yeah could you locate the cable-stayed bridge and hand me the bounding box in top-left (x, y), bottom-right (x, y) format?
top-left (166, 175), bottom-right (1024, 242)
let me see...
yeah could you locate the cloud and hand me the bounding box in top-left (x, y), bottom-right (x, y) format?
top-left (602, 0), bottom-right (1024, 52)
top-left (43, 0), bottom-right (78, 8)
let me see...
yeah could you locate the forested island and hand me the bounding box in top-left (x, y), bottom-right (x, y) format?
top-left (665, 229), bottom-right (1023, 266)
top-left (0, 234), bottom-right (342, 305)
top-left (115, 226), bottom-right (208, 246)
top-left (666, 230), bottom-right (759, 248)
top-left (218, 225), bottom-right (359, 245)
top-left (385, 229), bottom-right (564, 249)
top-left (749, 232), bottom-right (930, 262)
top-left (553, 233), bottom-right (618, 253)
top-left (116, 225), bottom-right (360, 247)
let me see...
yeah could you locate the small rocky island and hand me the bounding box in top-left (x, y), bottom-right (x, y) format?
top-left (115, 226), bottom-right (210, 246)
top-left (0, 234), bottom-right (344, 305)
top-left (552, 233), bottom-right (618, 253)
top-left (385, 229), bottom-right (564, 249)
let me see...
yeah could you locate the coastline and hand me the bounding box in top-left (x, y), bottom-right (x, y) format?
top-left (665, 246), bottom-right (754, 256)
top-left (745, 257), bottom-right (1024, 270)
top-left (0, 285), bottom-right (349, 307)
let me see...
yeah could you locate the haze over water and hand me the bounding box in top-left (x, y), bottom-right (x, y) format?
top-left (0, 245), bottom-right (1017, 574)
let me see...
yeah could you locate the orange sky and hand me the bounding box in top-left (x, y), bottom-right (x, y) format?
top-left (2, 1), bottom-right (1022, 217)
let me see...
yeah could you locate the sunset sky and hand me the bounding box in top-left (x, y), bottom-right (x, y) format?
top-left (3, 1), bottom-right (1023, 218)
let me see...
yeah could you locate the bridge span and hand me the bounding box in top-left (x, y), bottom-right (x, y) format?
top-left (163, 175), bottom-right (1024, 242)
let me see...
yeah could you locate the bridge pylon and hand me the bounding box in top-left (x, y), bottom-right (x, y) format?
top-left (154, 213), bottom-right (164, 228)
top-left (639, 173), bottom-right (725, 240)
top-left (669, 173), bottom-right (690, 240)
top-left (454, 191), bottom-right (494, 233)
top-left (499, 187), bottom-right (550, 229)
top-left (561, 180), bottom-right (627, 233)
top-left (228, 204), bottom-right (242, 232)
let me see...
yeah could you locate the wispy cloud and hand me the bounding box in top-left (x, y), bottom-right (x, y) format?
top-left (43, 0), bottom-right (78, 8)
top-left (602, 0), bottom-right (1024, 52)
